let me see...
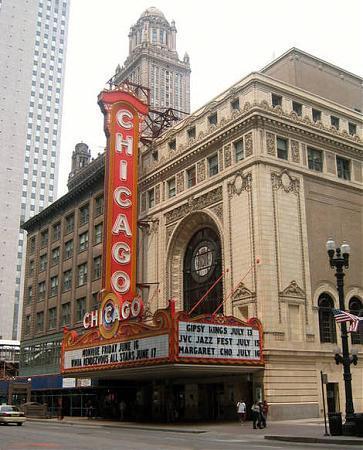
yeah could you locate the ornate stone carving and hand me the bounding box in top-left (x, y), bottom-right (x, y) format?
top-left (218, 148), bottom-right (224, 172)
top-left (291, 140), bottom-right (300, 163)
top-left (231, 109), bottom-right (240, 119)
top-left (197, 131), bottom-right (205, 141)
top-left (260, 100), bottom-right (270, 110)
top-left (232, 282), bottom-right (254, 301)
top-left (197, 160), bottom-right (206, 183)
top-left (155, 184), bottom-right (160, 204)
top-left (166, 223), bottom-right (177, 244)
top-left (243, 102), bottom-right (251, 112)
top-left (271, 169), bottom-right (300, 194)
top-left (141, 192), bottom-right (146, 212)
top-left (209, 203), bottom-right (223, 222)
top-left (224, 143), bottom-right (232, 168)
top-left (279, 280), bottom-right (305, 298)
top-left (228, 171), bottom-right (252, 197)
top-left (165, 187), bottom-right (223, 224)
top-left (266, 132), bottom-right (276, 156)
top-left (245, 132), bottom-right (253, 157)
top-left (176, 172), bottom-right (185, 194)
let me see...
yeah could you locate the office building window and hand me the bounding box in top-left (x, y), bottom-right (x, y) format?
top-left (233, 139), bottom-right (244, 162)
top-left (38, 281), bottom-right (46, 301)
top-left (39, 254), bottom-right (47, 272)
top-left (29, 260), bottom-right (35, 276)
top-left (168, 139), bottom-right (176, 150)
top-left (312, 109), bottom-right (321, 122)
top-left (277, 137), bottom-right (288, 160)
top-left (51, 247), bottom-right (60, 266)
top-left (79, 232), bottom-right (88, 252)
top-left (348, 122), bottom-right (357, 136)
top-left (61, 303), bottom-right (71, 326)
top-left (292, 101), bottom-right (302, 116)
top-left (331, 116), bottom-right (340, 129)
top-left (336, 157), bottom-right (350, 180)
top-left (318, 294), bottom-right (337, 343)
top-left (79, 204), bottom-right (89, 226)
top-left (77, 263), bottom-right (88, 287)
top-left (93, 256), bottom-right (102, 280)
top-left (349, 297), bottom-right (363, 345)
top-left (208, 112), bottom-right (217, 126)
top-left (187, 126), bottom-right (196, 139)
top-left (187, 166), bottom-right (196, 188)
top-left (65, 214), bottom-right (74, 234)
top-left (48, 307), bottom-right (57, 329)
top-left (36, 311), bottom-right (44, 332)
top-left (272, 94), bottom-right (282, 107)
top-left (64, 240), bottom-right (73, 259)
top-left (40, 229), bottom-right (49, 247)
top-left (76, 297), bottom-right (86, 323)
top-left (63, 270), bottom-right (72, 292)
top-left (231, 98), bottom-right (240, 110)
top-left (148, 189), bottom-right (155, 208)
top-left (95, 196), bottom-right (104, 216)
top-left (30, 237), bottom-right (36, 254)
top-left (25, 315), bottom-right (31, 335)
top-left (94, 224), bottom-right (103, 245)
top-left (167, 178), bottom-right (176, 198)
top-left (27, 286), bottom-right (33, 304)
top-left (50, 276), bottom-right (58, 297)
top-left (208, 154), bottom-right (219, 176)
top-left (52, 222), bottom-right (61, 241)
top-left (307, 147), bottom-right (323, 172)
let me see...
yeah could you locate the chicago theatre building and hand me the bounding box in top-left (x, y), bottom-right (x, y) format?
top-left (19, 48), bottom-right (362, 421)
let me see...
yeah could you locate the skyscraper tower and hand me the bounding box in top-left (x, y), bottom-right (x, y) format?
top-left (112, 7), bottom-right (191, 114)
top-left (0, 0), bottom-right (70, 339)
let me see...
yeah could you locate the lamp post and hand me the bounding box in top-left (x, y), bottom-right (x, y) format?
top-left (326, 238), bottom-right (357, 436)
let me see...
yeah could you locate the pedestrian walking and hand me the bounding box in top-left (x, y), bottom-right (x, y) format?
top-left (236, 400), bottom-right (246, 424)
top-left (251, 401), bottom-right (261, 429)
top-left (261, 400), bottom-right (269, 428)
top-left (119, 400), bottom-right (126, 421)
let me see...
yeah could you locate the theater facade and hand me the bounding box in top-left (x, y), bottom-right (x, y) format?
top-left (20, 49), bottom-right (363, 421)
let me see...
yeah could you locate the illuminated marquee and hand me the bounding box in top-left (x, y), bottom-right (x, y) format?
top-left (95, 90), bottom-right (148, 336)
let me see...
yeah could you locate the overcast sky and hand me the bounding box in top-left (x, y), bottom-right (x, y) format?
top-left (58, 0), bottom-right (363, 196)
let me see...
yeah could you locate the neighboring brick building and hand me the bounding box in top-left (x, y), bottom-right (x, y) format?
top-left (20, 49), bottom-right (363, 420)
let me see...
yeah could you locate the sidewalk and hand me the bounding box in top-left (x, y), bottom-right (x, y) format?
top-left (28, 416), bottom-right (363, 446)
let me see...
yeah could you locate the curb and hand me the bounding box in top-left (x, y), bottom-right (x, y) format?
top-left (265, 435), bottom-right (363, 446)
top-left (27, 418), bottom-right (206, 434)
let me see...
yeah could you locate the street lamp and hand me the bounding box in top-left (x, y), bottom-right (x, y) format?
top-left (326, 238), bottom-right (357, 436)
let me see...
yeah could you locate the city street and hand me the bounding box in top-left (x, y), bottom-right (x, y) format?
top-left (0, 421), bottom-right (361, 450)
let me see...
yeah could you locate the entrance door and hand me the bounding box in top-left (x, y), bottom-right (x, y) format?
top-left (326, 383), bottom-right (340, 413)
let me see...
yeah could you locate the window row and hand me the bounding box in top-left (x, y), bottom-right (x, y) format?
top-left (271, 93), bottom-right (358, 135)
top-left (275, 136), bottom-right (352, 180)
top-left (33, 196), bottom-right (104, 250)
top-left (167, 100), bottom-right (241, 152)
top-left (26, 257), bottom-right (102, 304)
top-left (318, 294), bottom-right (363, 345)
top-left (148, 139), bottom-right (244, 206)
top-left (29, 224), bottom-right (103, 269)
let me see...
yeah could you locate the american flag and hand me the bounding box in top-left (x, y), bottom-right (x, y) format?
top-left (332, 309), bottom-right (363, 333)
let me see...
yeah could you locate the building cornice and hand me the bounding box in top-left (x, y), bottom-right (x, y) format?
top-left (22, 155), bottom-right (105, 232)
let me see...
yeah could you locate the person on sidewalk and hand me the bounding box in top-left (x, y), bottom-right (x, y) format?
top-left (251, 401), bottom-right (261, 429)
top-left (236, 400), bottom-right (246, 424)
top-left (261, 400), bottom-right (269, 428)
top-left (119, 400), bottom-right (126, 421)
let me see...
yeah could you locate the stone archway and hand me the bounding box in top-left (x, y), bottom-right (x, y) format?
top-left (166, 210), bottom-right (223, 311)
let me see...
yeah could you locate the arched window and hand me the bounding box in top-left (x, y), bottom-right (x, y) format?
top-left (183, 227), bottom-right (223, 316)
top-left (349, 297), bottom-right (363, 345)
top-left (318, 293), bottom-right (337, 343)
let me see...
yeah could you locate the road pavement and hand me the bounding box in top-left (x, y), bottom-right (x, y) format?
top-left (0, 417), bottom-right (362, 449)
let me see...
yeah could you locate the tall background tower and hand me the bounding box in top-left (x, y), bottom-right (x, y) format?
top-left (0, 0), bottom-right (70, 339)
top-left (111, 7), bottom-right (191, 114)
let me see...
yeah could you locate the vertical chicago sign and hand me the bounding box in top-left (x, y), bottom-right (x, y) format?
top-left (94, 89), bottom-right (148, 338)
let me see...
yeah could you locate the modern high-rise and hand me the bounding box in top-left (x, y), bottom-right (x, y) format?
top-left (111, 7), bottom-right (191, 114)
top-left (0, 0), bottom-right (70, 340)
